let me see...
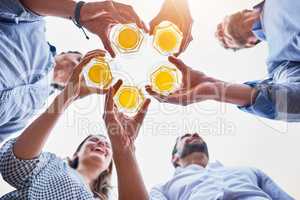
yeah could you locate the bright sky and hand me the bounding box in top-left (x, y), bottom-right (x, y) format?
top-left (1, 0), bottom-right (299, 199)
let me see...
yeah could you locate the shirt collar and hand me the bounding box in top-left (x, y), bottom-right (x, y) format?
top-left (72, 168), bottom-right (93, 193)
top-left (174, 161), bottom-right (223, 175)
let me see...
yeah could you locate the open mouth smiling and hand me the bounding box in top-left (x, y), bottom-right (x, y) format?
top-left (92, 146), bottom-right (108, 156)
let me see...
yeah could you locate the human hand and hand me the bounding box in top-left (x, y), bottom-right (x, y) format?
top-left (103, 80), bottom-right (151, 152)
top-left (53, 52), bottom-right (83, 86)
top-left (215, 9), bottom-right (260, 50)
top-left (80, 1), bottom-right (148, 58)
top-left (150, 0), bottom-right (193, 56)
top-left (63, 49), bottom-right (108, 101)
top-left (146, 56), bottom-right (217, 106)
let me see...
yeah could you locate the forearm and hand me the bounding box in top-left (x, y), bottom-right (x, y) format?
top-left (20, 0), bottom-right (76, 18)
top-left (164, 0), bottom-right (190, 12)
top-left (209, 81), bottom-right (258, 107)
top-left (112, 147), bottom-right (149, 200)
top-left (165, 0), bottom-right (189, 6)
top-left (13, 90), bottom-right (73, 160)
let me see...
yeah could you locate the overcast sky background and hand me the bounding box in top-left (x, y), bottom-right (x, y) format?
top-left (1, 0), bottom-right (299, 198)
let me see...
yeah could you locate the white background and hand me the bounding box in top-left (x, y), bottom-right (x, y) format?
top-left (1, 0), bottom-right (300, 199)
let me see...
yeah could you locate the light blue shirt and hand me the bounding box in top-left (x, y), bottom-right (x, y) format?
top-left (239, 0), bottom-right (300, 122)
top-left (150, 162), bottom-right (294, 200)
top-left (0, 0), bottom-right (54, 141)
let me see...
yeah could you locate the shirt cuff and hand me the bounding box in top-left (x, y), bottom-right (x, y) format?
top-left (252, 21), bottom-right (266, 41)
top-left (238, 81), bottom-right (276, 119)
top-left (251, 1), bottom-right (266, 41)
top-left (253, 0), bottom-right (265, 11)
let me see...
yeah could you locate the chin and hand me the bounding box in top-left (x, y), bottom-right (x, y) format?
top-left (88, 153), bottom-right (107, 164)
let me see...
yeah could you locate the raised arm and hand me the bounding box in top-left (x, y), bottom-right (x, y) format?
top-left (13, 50), bottom-right (106, 160)
top-left (19, 0), bottom-right (147, 57)
top-left (146, 56), bottom-right (257, 107)
top-left (149, 0), bottom-right (193, 56)
top-left (146, 57), bottom-right (300, 121)
top-left (103, 81), bottom-right (151, 200)
top-left (13, 86), bottom-right (71, 160)
top-left (19, 0), bottom-right (75, 18)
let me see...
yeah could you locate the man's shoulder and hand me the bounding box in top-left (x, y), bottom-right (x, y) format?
top-left (222, 165), bottom-right (262, 178)
top-left (149, 183), bottom-right (168, 199)
top-left (222, 164), bottom-right (257, 171)
top-left (151, 184), bottom-right (164, 191)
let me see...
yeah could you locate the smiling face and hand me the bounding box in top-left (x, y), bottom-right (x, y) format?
top-left (172, 133), bottom-right (209, 168)
top-left (76, 135), bottom-right (113, 171)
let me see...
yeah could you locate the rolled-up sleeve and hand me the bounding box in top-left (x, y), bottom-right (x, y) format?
top-left (0, 138), bottom-right (51, 189)
top-left (239, 79), bottom-right (300, 122)
top-left (252, 1), bottom-right (266, 41)
top-left (0, 0), bottom-right (42, 22)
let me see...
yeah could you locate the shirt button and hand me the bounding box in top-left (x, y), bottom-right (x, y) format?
top-left (14, 18), bottom-right (19, 24)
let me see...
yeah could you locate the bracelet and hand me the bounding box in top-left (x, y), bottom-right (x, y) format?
top-left (74, 1), bottom-right (85, 28)
top-left (51, 83), bottom-right (65, 91)
top-left (70, 1), bottom-right (89, 40)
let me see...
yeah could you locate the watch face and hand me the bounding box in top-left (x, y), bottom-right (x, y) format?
top-left (51, 83), bottom-right (65, 91)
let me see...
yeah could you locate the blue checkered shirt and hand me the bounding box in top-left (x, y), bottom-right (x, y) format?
top-left (0, 139), bottom-right (97, 199)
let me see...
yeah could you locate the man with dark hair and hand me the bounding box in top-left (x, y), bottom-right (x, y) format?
top-left (100, 85), bottom-right (294, 199)
top-left (171, 134), bottom-right (209, 168)
top-left (149, 133), bottom-right (294, 200)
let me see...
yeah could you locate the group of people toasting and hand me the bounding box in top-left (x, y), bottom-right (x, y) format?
top-left (0, 0), bottom-right (298, 199)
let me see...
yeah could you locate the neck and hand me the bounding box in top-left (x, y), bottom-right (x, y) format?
top-left (77, 164), bottom-right (104, 187)
top-left (180, 153), bottom-right (208, 168)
